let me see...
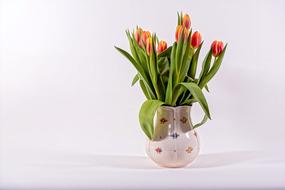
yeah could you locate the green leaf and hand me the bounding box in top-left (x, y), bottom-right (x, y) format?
top-left (182, 45), bottom-right (210, 103)
top-left (139, 100), bottom-right (164, 139)
top-left (188, 42), bottom-right (203, 79)
top-left (165, 43), bottom-right (177, 105)
top-left (177, 12), bottom-right (181, 25)
top-left (178, 30), bottom-right (193, 83)
top-left (186, 76), bottom-right (195, 82)
top-left (198, 48), bottom-right (212, 84)
top-left (115, 46), bottom-right (143, 74)
top-left (139, 80), bottom-right (151, 99)
top-left (172, 35), bottom-right (194, 105)
top-left (131, 33), bottom-right (148, 73)
top-left (152, 35), bottom-right (165, 99)
top-left (193, 114), bottom-right (208, 129)
top-left (199, 44), bottom-right (228, 88)
top-left (156, 35), bottom-right (160, 44)
top-left (126, 30), bottom-right (141, 65)
top-left (175, 28), bottom-right (185, 83)
top-left (131, 73), bottom-right (139, 86)
top-left (179, 82), bottom-right (211, 119)
top-left (158, 57), bottom-right (169, 75)
top-left (205, 84), bottom-right (210, 92)
top-left (149, 36), bottom-right (161, 100)
top-left (171, 85), bottom-right (183, 106)
top-left (158, 46), bottom-right (172, 58)
top-left (181, 98), bottom-right (197, 105)
top-left (115, 46), bottom-right (156, 99)
top-left (180, 12), bottom-right (183, 24)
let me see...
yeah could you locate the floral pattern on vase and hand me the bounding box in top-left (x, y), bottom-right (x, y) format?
top-left (146, 106), bottom-right (200, 168)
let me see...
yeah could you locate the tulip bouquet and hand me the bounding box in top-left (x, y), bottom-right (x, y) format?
top-left (115, 12), bottom-right (227, 140)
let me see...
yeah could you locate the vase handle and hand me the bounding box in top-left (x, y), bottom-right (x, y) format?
top-left (191, 114), bottom-right (208, 129)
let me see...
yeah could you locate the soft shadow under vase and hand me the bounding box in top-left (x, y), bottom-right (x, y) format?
top-left (146, 106), bottom-right (200, 168)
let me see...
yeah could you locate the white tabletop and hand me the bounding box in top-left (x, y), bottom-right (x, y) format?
top-left (1, 148), bottom-right (285, 190)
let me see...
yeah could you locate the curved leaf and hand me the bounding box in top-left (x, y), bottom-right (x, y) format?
top-left (179, 82), bottom-right (211, 119)
top-left (114, 46), bottom-right (145, 78)
top-left (115, 46), bottom-right (156, 99)
top-left (139, 100), bottom-right (164, 139)
top-left (131, 73), bottom-right (139, 86)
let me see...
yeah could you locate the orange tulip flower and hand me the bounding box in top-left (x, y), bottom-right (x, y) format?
top-left (140, 31), bottom-right (151, 47)
top-left (134, 27), bottom-right (143, 44)
top-left (157, 40), bottom-right (167, 54)
top-left (146, 37), bottom-right (153, 55)
top-left (175, 25), bottom-right (189, 42)
top-left (182, 14), bottom-right (191, 29)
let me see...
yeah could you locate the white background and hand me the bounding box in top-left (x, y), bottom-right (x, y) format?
top-left (1, 0), bottom-right (285, 189)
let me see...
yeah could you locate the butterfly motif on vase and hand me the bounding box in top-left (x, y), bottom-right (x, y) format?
top-left (185, 146), bottom-right (193, 154)
top-left (155, 147), bottom-right (162, 154)
top-left (170, 132), bottom-right (179, 139)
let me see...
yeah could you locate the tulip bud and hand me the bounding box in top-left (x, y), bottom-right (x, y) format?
top-left (211, 40), bottom-right (224, 57)
top-left (191, 31), bottom-right (202, 48)
top-left (146, 37), bottom-right (153, 55)
top-left (134, 27), bottom-right (142, 44)
top-left (182, 14), bottom-right (191, 29)
top-left (140, 31), bottom-right (151, 47)
top-left (157, 40), bottom-right (167, 54)
top-left (175, 25), bottom-right (189, 42)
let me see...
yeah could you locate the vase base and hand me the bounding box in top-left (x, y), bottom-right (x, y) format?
top-left (145, 130), bottom-right (200, 168)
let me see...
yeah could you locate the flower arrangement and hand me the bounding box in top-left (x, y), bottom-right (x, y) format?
top-left (115, 12), bottom-right (227, 140)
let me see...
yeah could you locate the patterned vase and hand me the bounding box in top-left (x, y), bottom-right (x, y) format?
top-left (145, 106), bottom-right (199, 168)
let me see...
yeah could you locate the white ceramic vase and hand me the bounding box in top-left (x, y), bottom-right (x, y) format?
top-left (146, 106), bottom-right (199, 168)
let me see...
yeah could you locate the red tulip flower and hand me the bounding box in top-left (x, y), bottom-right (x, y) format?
top-left (157, 40), bottom-right (167, 54)
top-left (175, 25), bottom-right (189, 42)
top-left (211, 40), bottom-right (224, 57)
top-left (191, 31), bottom-right (202, 48)
top-left (182, 14), bottom-right (191, 29)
